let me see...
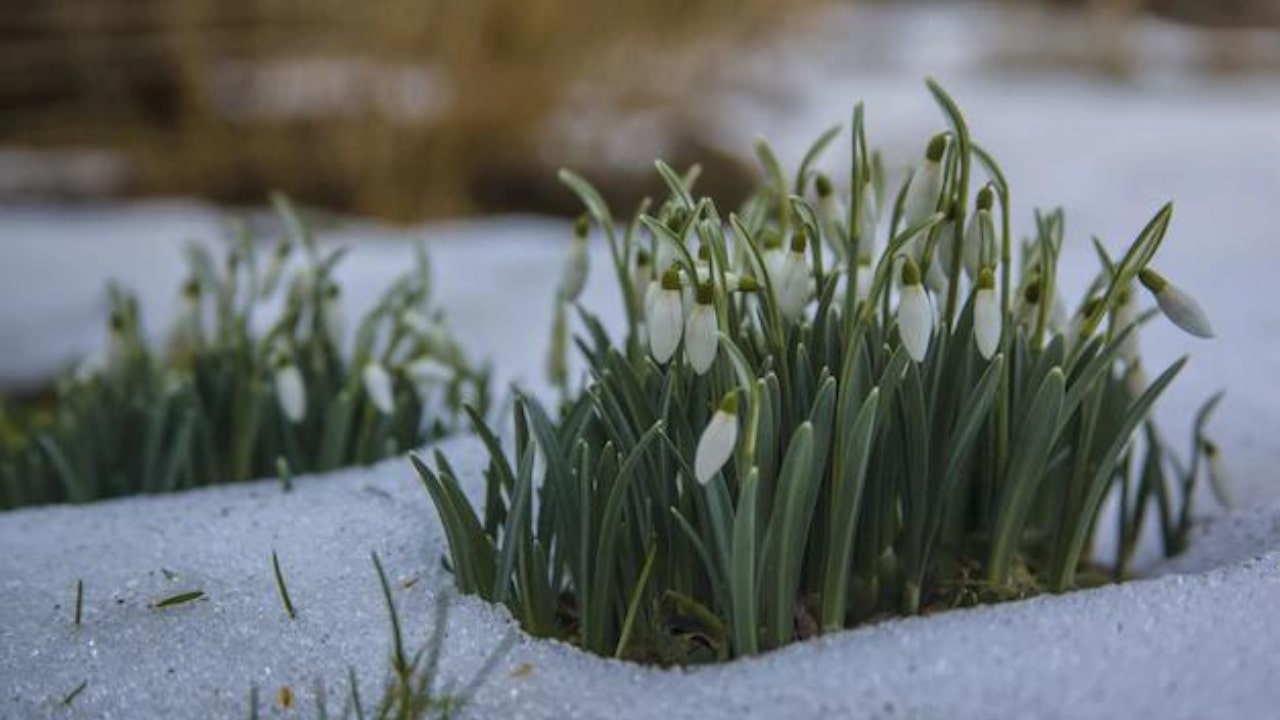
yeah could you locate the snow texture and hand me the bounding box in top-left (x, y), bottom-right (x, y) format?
top-left (4, 4), bottom-right (1280, 718)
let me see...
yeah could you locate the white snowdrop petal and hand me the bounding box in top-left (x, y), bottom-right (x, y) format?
top-left (898, 283), bottom-right (933, 362)
top-left (275, 365), bottom-right (307, 423)
top-left (362, 362), bottom-right (396, 415)
top-left (903, 160), bottom-right (943, 234)
top-left (694, 409), bottom-right (739, 485)
top-left (406, 356), bottom-right (454, 385)
top-left (649, 289), bottom-right (684, 364)
top-left (560, 240), bottom-right (589, 301)
top-left (777, 252), bottom-right (811, 320)
top-left (684, 304), bottom-right (719, 375)
top-left (1157, 286), bottom-right (1214, 339)
top-left (974, 287), bottom-right (1001, 359)
top-left (962, 213), bottom-right (983, 281)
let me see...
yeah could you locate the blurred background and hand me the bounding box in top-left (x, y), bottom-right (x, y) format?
top-left (2, 0), bottom-right (1278, 221)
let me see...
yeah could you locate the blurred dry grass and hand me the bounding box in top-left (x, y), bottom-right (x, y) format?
top-left (1, 0), bottom-right (823, 220)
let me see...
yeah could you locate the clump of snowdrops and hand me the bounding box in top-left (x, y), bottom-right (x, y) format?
top-left (0, 197), bottom-right (489, 509)
top-left (416, 82), bottom-right (1224, 663)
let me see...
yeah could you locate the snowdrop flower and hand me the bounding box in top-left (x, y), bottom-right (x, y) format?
top-left (167, 278), bottom-right (204, 355)
top-left (260, 240), bottom-right (292, 298)
top-left (684, 283), bottom-right (719, 375)
top-left (648, 269), bottom-right (685, 364)
top-left (631, 249), bottom-right (652, 304)
top-left (274, 360), bottom-right (307, 423)
top-left (695, 393), bottom-right (739, 485)
top-left (856, 180), bottom-right (879, 264)
top-left (1124, 360), bottom-right (1147, 399)
top-left (897, 257), bottom-right (933, 362)
top-left (405, 355), bottom-right (454, 385)
top-left (816, 174), bottom-right (847, 254)
top-left (559, 215), bottom-right (590, 302)
top-left (902, 133), bottom-right (949, 260)
top-left (322, 282), bottom-right (345, 349)
top-left (973, 268), bottom-right (1001, 359)
top-left (1015, 280), bottom-right (1043, 332)
top-left (962, 186), bottom-right (995, 281)
top-left (925, 216), bottom-right (956, 297)
top-left (1138, 268), bottom-right (1214, 339)
top-left (776, 233), bottom-right (812, 321)
top-left (1112, 285), bottom-right (1140, 362)
top-left (362, 362), bottom-right (395, 415)
top-left (1204, 439), bottom-right (1232, 508)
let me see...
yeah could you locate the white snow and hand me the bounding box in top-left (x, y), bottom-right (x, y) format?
top-left (4, 3), bottom-right (1280, 717)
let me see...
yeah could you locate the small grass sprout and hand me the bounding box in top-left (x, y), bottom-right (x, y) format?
top-left (418, 80), bottom-right (1223, 662)
top-left (0, 196), bottom-right (490, 510)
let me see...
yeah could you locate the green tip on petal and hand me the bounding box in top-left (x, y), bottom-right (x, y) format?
top-left (789, 231), bottom-right (807, 254)
top-left (1023, 281), bottom-right (1041, 304)
top-left (1138, 267), bottom-right (1167, 293)
top-left (901, 256), bottom-right (922, 286)
top-left (977, 267), bottom-right (996, 290)
top-left (636, 248), bottom-right (651, 266)
top-left (719, 392), bottom-right (739, 414)
top-left (925, 133), bottom-right (949, 162)
top-left (815, 173), bottom-right (834, 197)
top-left (976, 185), bottom-right (994, 211)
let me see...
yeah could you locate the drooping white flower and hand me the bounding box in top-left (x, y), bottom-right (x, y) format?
top-left (776, 233), bottom-right (812, 321)
top-left (648, 269), bottom-right (685, 364)
top-left (695, 393), bottom-right (740, 485)
top-left (260, 240), bottom-right (292, 298)
top-left (559, 215), bottom-right (590, 302)
top-left (167, 277), bottom-right (204, 356)
top-left (684, 283), bottom-right (719, 375)
top-left (1014, 280), bottom-right (1043, 332)
top-left (897, 257), bottom-right (933, 362)
top-left (973, 268), bottom-right (1001, 359)
top-left (1112, 284), bottom-right (1140, 362)
top-left (856, 180), bottom-right (879, 264)
top-left (1139, 268), bottom-right (1214, 339)
top-left (1124, 360), bottom-right (1147, 398)
top-left (815, 174), bottom-right (847, 255)
top-left (901, 134), bottom-right (950, 259)
top-left (405, 355), bottom-right (454, 386)
top-left (926, 217), bottom-right (956, 297)
top-left (274, 362), bottom-right (307, 423)
top-left (322, 282), bottom-right (345, 349)
top-left (962, 186), bottom-right (995, 281)
top-left (1204, 439), bottom-right (1232, 509)
top-left (631, 249), bottom-right (652, 306)
top-left (362, 362), bottom-right (395, 415)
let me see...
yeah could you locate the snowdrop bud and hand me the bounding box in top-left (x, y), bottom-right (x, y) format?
top-left (274, 362), bottom-right (307, 423)
top-left (857, 181), bottom-right (879, 263)
top-left (903, 133), bottom-right (949, 239)
top-left (169, 278), bottom-right (204, 352)
top-left (926, 216), bottom-right (956, 296)
top-left (897, 257), bottom-right (933, 362)
top-left (362, 362), bottom-right (395, 415)
top-left (405, 355), bottom-right (454, 385)
top-left (777, 233), bottom-right (812, 321)
top-left (695, 393), bottom-right (739, 485)
top-left (632, 249), bottom-right (652, 301)
top-left (322, 283), bottom-right (345, 349)
top-left (1139, 268), bottom-right (1214, 339)
top-left (399, 309), bottom-right (433, 337)
top-left (962, 187), bottom-right (994, 280)
top-left (816, 174), bottom-right (847, 253)
top-left (1124, 360), bottom-right (1147, 399)
top-left (1112, 286), bottom-right (1140, 362)
top-left (973, 268), bottom-right (1001, 359)
top-left (106, 309), bottom-right (130, 376)
top-left (649, 269), bottom-right (685, 364)
top-left (260, 240), bottom-right (292, 298)
top-left (559, 215), bottom-right (590, 302)
top-left (1015, 280), bottom-right (1042, 331)
top-left (1204, 439), bottom-right (1232, 509)
top-left (684, 283), bottom-right (719, 375)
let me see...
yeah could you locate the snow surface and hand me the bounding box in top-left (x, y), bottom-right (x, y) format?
top-left (5, 4), bottom-right (1280, 718)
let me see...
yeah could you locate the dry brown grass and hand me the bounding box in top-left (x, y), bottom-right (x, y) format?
top-left (1, 0), bottom-right (825, 220)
